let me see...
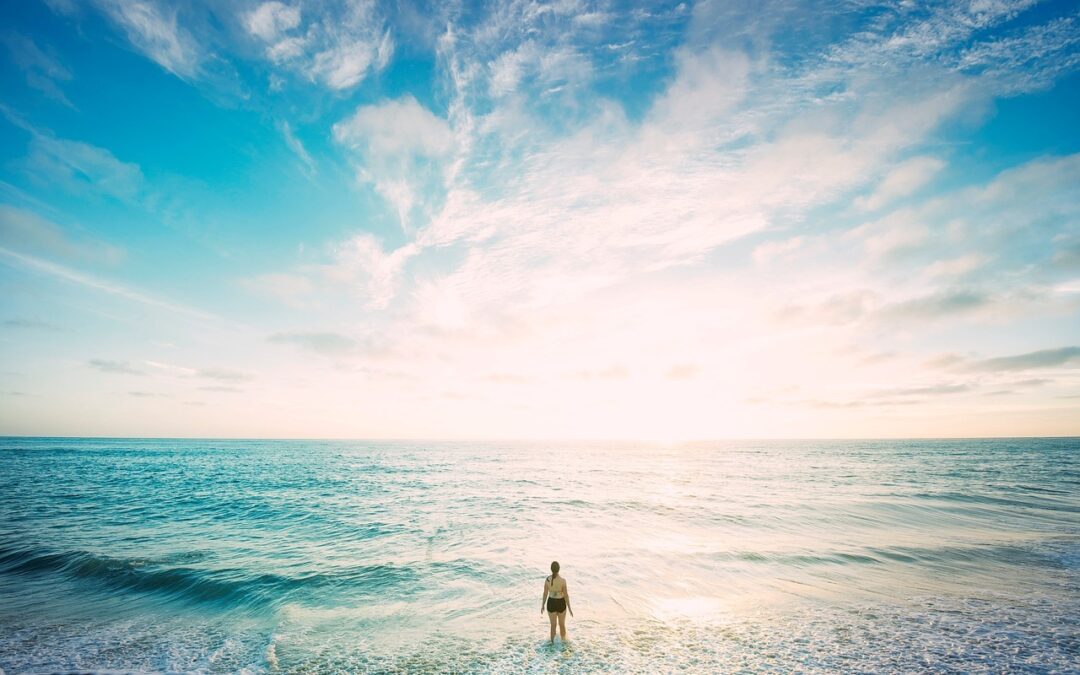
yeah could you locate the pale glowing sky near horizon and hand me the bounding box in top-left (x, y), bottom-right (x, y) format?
top-left (1, 0), bottom-right (1079, 439)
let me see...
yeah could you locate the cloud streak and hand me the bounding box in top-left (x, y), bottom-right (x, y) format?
top-left (89, 359), bottom-right (144, 375)
top-left (268, 331), bottom-right (358, 355)
top-left (0, 247), bottom-right (237, 327)
top-left (968, 347), bottom-right (1080, 372)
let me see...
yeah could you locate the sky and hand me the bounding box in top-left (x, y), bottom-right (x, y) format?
top-left (0, 0), bottom-right (1078, 440)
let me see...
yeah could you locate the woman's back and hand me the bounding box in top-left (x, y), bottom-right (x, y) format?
top-left (547, 575), bottom-right (566, 598)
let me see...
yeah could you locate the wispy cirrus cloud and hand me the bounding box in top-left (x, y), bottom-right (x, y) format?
top-left (94, 0), bottom-right (204, 79)
top-left (1, 32), bottom-right (75, 107)
top-left (278, 120), bottom-right (316, 177)
top-left (243, 0), bottom-right (392, 90)
top-left (0, 247), bottom-right (232, 326)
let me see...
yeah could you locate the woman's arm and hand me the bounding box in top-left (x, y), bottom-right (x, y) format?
top-left (564, 581), bottom-right (573, 617)
top-left (541, 578), bottom-right (549, 614)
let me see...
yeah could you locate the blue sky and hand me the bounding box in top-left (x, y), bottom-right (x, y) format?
top-left (1, 0), bottom-right (1078, 439)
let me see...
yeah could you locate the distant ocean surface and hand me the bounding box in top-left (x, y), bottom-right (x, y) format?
top-left (1, 438), bottom-right (1078, 673)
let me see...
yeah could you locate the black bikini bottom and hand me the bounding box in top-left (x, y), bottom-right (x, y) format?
top-left (547, 597), bottom-right (566, 613)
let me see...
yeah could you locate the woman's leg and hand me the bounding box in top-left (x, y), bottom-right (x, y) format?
top-left (557, 610), bottom-right (567, 639)
top-left (548, 611), bottom-right (557, 643)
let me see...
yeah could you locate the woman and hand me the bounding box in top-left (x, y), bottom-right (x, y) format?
top-left (540, 560), bottom-right (573, 643)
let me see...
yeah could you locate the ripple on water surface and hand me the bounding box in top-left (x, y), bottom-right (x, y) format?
top-left (0, 437), bottom-right (1077, 672)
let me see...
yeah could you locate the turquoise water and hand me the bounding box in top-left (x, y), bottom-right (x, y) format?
top-left (1, 437), bottom-right (1077, 673)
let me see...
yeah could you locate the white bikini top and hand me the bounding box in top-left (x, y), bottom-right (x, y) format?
top-left (547, 575), bottom-right (565, 598)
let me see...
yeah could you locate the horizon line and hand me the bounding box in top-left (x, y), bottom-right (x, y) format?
top-left (2, 434), bottom-right (1077, 443)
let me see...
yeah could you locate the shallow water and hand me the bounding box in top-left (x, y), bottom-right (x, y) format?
top-left (1, 437), bottom-right (1077, 673)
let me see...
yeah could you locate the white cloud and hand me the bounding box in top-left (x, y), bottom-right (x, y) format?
top-left (311, 26), bottom-right (393, 90)
top-left (820, 0), bottom-right (1042, 71)
top-left (94, 0), bottom-right (202, 79)
top-left (486, 39), bottom-right (594, 99)
top-left (257, 1), bottom-right (1077, 360)
top-left (244, 2), bottom-right (301, 43)
top-left (856, 153), bottom-right (1080, 277)
top-left (850, 211), bottom-right (931, 261)
top-left (266, 35), bottom-right (307, 62)
top-left (854, 156), bottom-right (946, 212)
top-left (323, 234), bottom-right (417, 310)
top-left (243, 0), bottom-right (392, 90)
top-left (143, 360), bottom-right (197, 377)
top-left (196, 0), bottom-right (1080, 438)
top-left (334, 95), bottom-right (455, 225)
top-left (398, 53), bottom-right (976, 335)
top-left (648, 46), bottom-right (750, 131)
top-left (334, 96), bottom-right (455, 158)
top-left (924, 253), bottom-right (989, 279)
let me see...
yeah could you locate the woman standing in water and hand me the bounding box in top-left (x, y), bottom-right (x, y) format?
top-left (541, 560), bottom-right (573, 643)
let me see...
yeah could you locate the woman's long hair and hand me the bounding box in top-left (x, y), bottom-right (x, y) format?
top-left (550, 560), bottom-right (560, 581)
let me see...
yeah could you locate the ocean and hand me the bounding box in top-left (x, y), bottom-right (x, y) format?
top-left (0, 437), bottom-right (1077, 673)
